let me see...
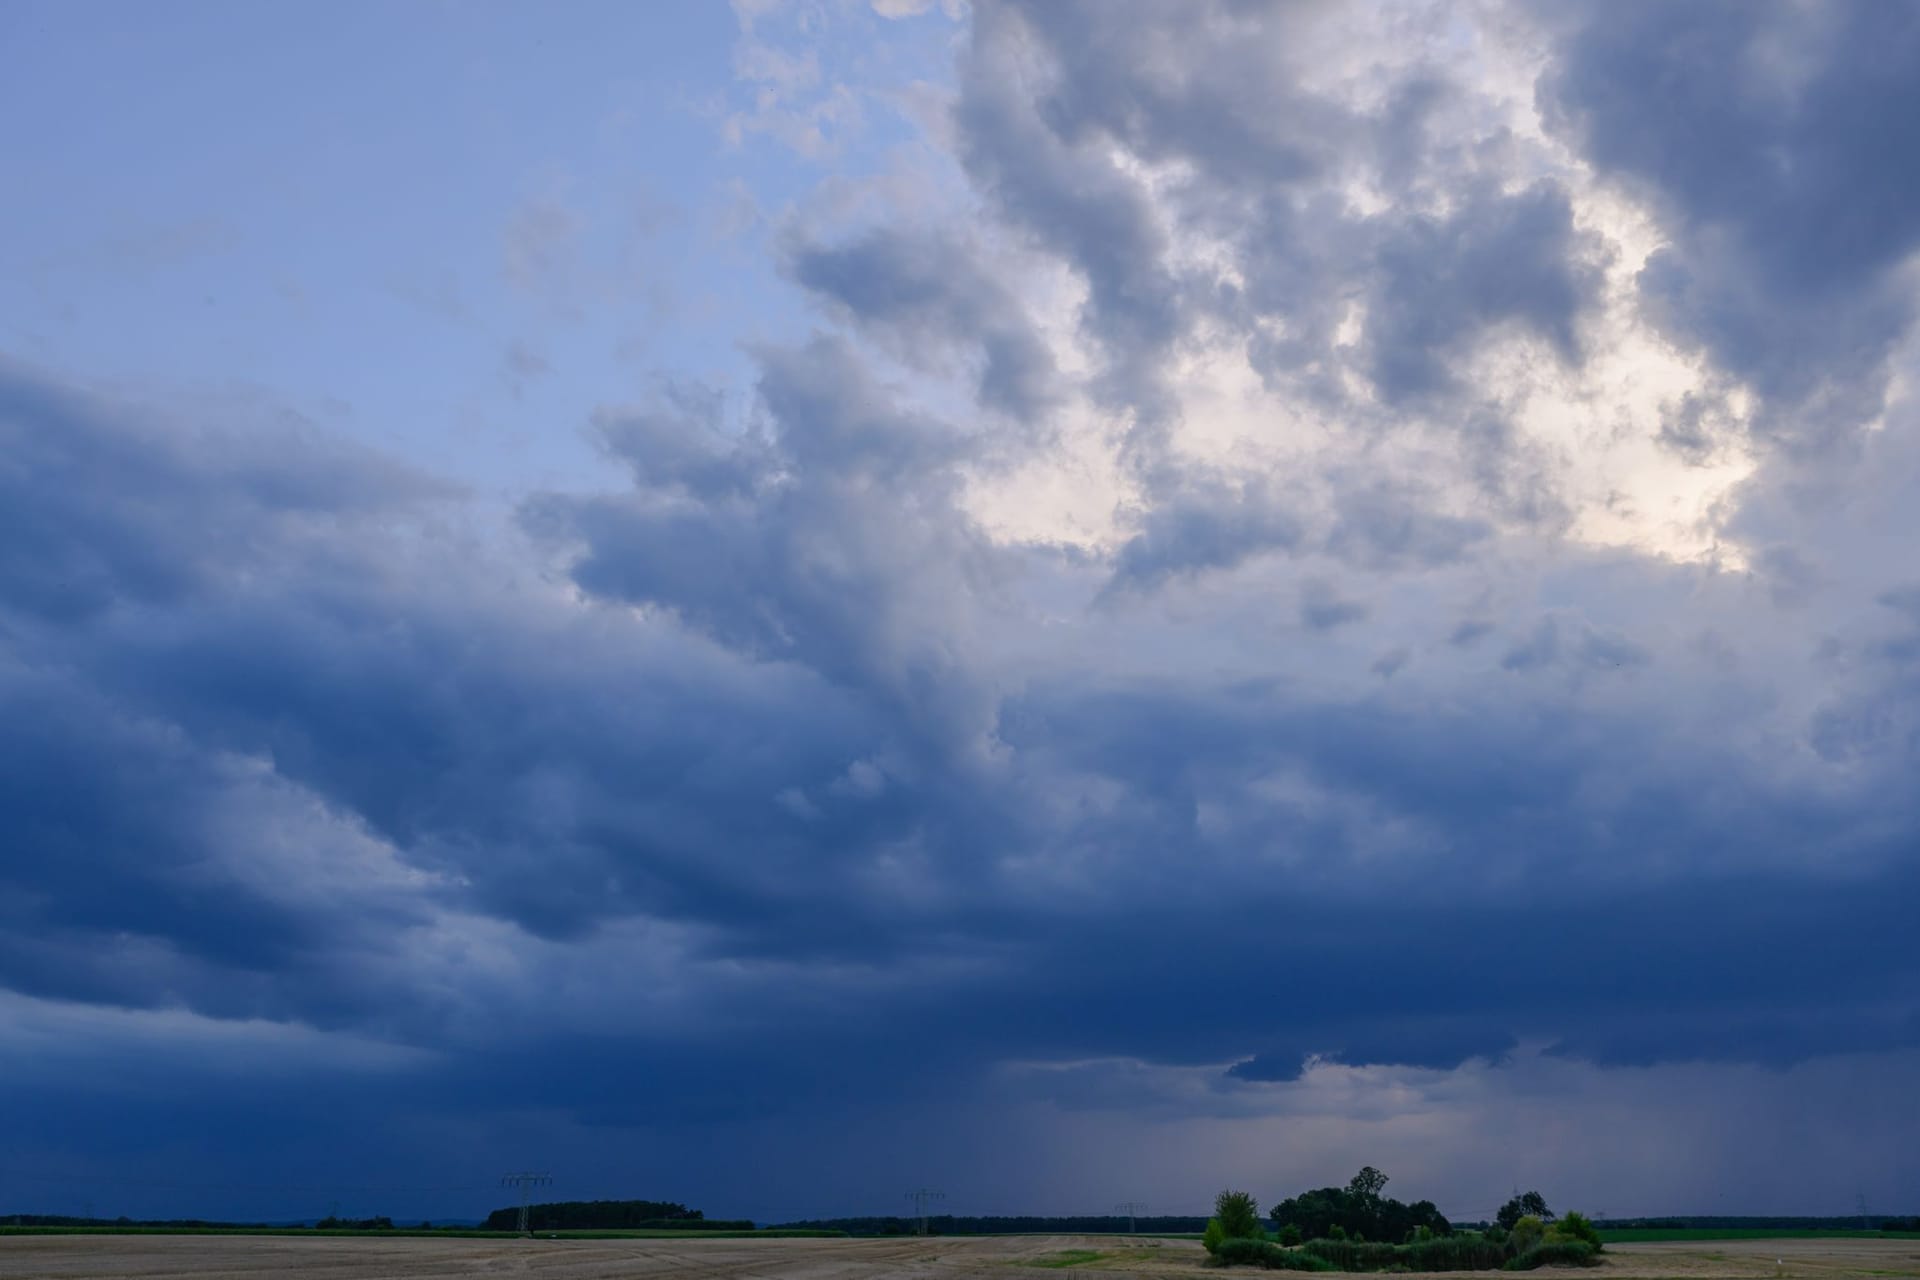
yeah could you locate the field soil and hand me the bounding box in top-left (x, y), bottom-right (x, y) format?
top-left (1604, 1237), bottom-right (1920, 1276)
top-left (4, 1232), bottom-right (1918, 1278)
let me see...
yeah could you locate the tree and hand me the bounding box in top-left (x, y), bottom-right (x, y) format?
top-left (1496, 1191), bottom-right (1552, 1230)
top-left (1348, 1167), bottom-right (1389, 1201)
top-left (1271, 1170), bottom-right (1451, 1243)
top-left (1216, 1190), bottom-right (1263, 1239)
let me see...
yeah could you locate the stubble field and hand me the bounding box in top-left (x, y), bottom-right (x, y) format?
top-left (4, 1232), bottom-right (1918, 1279)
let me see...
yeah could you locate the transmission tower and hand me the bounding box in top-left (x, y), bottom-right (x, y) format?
top-left (501, 1171), bottom-right (552, 1235)
top-left (1115, 1201), bottom-right (1148, 1233)
top-left (905, 1188), bottom-right (944, 1236)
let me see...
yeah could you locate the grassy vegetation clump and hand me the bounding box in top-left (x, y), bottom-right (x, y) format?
top-left (1211, 1237), bottom-right (1338, 1270)
top-left (1300, 1236), bottom-right (1511, 1272)
top-left (1504, 1240), bottom-right (1599, 1269)
top-left (1549, 1212), bottom-right (1601, 1248)
top-left (1509, 1216), bottom-right (1546, 1253)
top-left (1024, 1249), bottom-right (1111, 1268)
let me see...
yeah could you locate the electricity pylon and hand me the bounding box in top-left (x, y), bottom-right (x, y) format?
top-left (501, 1171), bottom-right (552, 1235)
top-left (1115, 1202), bottom-right (1148, 1233)
top-left (906, 1188), bottom-right (944, 1236)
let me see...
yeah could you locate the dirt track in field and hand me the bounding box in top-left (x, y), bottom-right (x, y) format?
top-left (4, 1233), bottom-right (1918, 1279)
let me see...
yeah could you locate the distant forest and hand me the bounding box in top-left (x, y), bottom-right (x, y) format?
top-left (5, 1209), bottom-right (1914, 1235)
top-left (478, 1199), bottom-right (749, 1231)
top-left (765, 1210), bottom-right (1920, 1239)
top-left (1595, 1216), bottom-right (1918, 1232)
top-left (768, 1215), bottom-right (1211, 1235)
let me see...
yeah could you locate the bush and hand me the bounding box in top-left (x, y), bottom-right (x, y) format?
top-left (1402, 1237), bottom-right (1511, 1271)
top-left (1302, 1240), bottom-right (1400, 1271)
top-left (1206, 1219), bottom-right (1229, 1255)
top-left (1279, 1224), bottom-right (1304, 1247)
top-left (1547, 1212), bottom-right (1600, 1250)
top-left (1300, 1236), bottom-right (1510, 1272)
top-left (1505, 1241), bottom-right (1599, 1270)
top-left (1212, 1238), bottom-right (1338, 1270)
top-left (1218, 1191), bottom-right (1265, 1240)
top-left (1510, 1216), bottom-right (1545, 1253)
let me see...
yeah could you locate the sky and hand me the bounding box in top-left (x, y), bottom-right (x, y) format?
top-left (2, 0), bottom-right (1919, 1228)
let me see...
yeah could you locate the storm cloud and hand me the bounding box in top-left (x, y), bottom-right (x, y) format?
top-left (3, 0), bottom-right (1918, 1226)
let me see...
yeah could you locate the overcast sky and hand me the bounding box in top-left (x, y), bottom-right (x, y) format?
top-left (3, 0), bottom-right (1919, 1227)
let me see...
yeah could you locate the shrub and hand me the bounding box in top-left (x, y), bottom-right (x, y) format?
top-left (1205, 1218), bottom-right (1228, 1255)
top-left (1510, 1216), bottom-right (1545, 1253)
top-left (1505, 1240), bottom-right (1599, 1270)
top-left (1213, 1236), bottom-right (1260, 1265)
top-left (1401, 1236), bottom-right (1510, 1271)
top-left (1301, 1240), bottom-right (1399, 1271)
top-left (1212, 1237), bottom-right (1338, 1270)
top-left (1279, 1224), bottom-right (1304, 1247)
top-left (1547, 1212), bottom-right (1601, 1250)
top-left (1218, 1191), bottom-right (1265, 1240)
top-left (1301, 1236), bottom-right (1510, 1272)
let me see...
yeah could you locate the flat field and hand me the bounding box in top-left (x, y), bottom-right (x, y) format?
top-left (5, 1232), bottom-right (1919, 1278)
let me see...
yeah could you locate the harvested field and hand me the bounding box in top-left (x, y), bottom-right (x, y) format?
top-left (1603, 1236), bottom-right (1920, 1276)
top-left (4, 1232), bottom-right (1918, 1278)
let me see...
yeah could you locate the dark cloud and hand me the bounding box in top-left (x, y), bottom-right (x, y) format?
top-left (1362, 181), bottom-right (1603, 401)
top-left (786, 225), bottom-right (1059, 418)
top-left (7, 0), bottom-right (1920, 1223)
top-left (1449, 619), bottom-right (1495, 647)
top-left (0, 362), bottom-right (438, 623)
top-left (1299, 580), bottom-right (1369, 632)
top-left (1501, 613), bottom-right (1651, 674)
top-left (6, 327), bottom-right (1920, 1220)
top-left (1326, 482), bottom-right (1493, 571)
top-left (1107, 482), bottom-right (1304, 590)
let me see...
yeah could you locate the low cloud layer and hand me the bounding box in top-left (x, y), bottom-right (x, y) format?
top-left (3, 0), bottom-right (1918, 1223)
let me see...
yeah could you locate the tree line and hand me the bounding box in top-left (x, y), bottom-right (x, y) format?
top-left (769, 1214), bottom-right (1210, 1235)
top-left (478, 1199), bottom-right (749, 1231)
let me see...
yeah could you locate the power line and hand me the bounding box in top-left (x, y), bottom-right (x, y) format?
top-left (500, 1172), bottom-right (551, 1236)
top-left (1115, 1201), bottom-right (1148, 1233)
top-left (905, 1188), bottom-right (944, 1236)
